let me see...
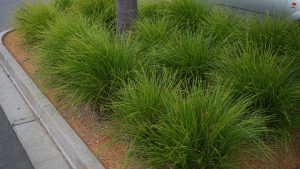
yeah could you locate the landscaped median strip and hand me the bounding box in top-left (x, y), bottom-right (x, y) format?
top-left (0, 29), bottom-right (105, 169)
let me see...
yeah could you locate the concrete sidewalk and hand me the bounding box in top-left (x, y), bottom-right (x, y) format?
top-left (0, 65), bottom-right (71, 169)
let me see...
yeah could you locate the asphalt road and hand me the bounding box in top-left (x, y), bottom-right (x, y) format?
top-left (0, 0), bottom-right (24, 31)
top-left (0, 0), bottom-right (34, 169)
top-left (0, 107), bottom-right (34, 169)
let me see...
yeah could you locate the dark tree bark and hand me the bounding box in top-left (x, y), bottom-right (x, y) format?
top-left (116, 0), bottom-right (138, 34)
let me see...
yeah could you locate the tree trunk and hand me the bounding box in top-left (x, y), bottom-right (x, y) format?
top-left (116, 0), bottom-right (138, 34)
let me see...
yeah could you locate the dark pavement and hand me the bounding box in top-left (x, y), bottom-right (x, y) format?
top-left (0, 0), bottom-right (23, 31)
top-left (0, 107), bottom-right (34, 169)
top-left (0, 0), bottom-right (34, 169)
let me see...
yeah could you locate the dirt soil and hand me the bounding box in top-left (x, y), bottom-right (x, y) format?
top-left (3, 31), bottom-right (300, 169)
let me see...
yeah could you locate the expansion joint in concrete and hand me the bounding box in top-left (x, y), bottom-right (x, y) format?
top-left (12, 118), bottom-right (37, 127)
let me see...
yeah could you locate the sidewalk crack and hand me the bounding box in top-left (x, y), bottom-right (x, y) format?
top-left (12, 119), bottom-right (37, 126)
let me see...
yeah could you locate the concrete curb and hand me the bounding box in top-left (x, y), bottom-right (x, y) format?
top-left (0, 30), bottom-right (105, 169)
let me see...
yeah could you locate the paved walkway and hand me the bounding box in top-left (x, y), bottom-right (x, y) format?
top-left (0, 1), bottom-right (33, 169)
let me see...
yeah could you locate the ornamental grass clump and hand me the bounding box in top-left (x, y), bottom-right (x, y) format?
top-left (112, 71), bottom-right (181, 143)
top-left (244, 16), bottom-right (300, 57)
top-left (159, 32), bottom-right (221, 81)
top-left (35, 13), bottom-right (91, 87)
top-left (53, 0), bottom-right (72, 11)
top-left (113, 74), bottom-right (270, 169)
top-left (150, 86), bottom-right (270, 169)
top-left (139, 0), bottom-right (168, 19)
top-left (202, 9), bottom-right (247, 43)
top-left (58, 33), bottom-right (143, 104)
top-left (36, 13), bottom-right (143, 104)
top-left (14, 1), bottom-right (58, 46)
top-left (71, 0), bottom-right (115, 27)
top-left (134, 17), bottom-right (178, 49)
top-left (165, 0), bottom-right (210, 31)
top-left (216, 42), bottom-right (300, 138)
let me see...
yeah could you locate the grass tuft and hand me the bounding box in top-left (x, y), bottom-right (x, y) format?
top-left (53, 0), bottom-right (72, 11)
top-left (139, 0), bottom-right (168, 19)
top-left (216, 42), bottom-right (300, 137)
top-left (71, 0), bottom-right (115, 27)
top-left (34, 13), bottom-right (90, 86)
top-left (112, 71), bottom-right (181, 142)
top-left (203, 9), bottom-right (247, 43)
top-left (113, 75), bottom-right (270, 168)
top-left (165, 0), bottom-right (210, 31)
top-left (14, 1), bottom-right (58, 45)
top-left (134, 17), bottom-right (178, 49)
top-left (35, 13), bottom-right (145, 105)
top-left (57, 34), bottom-right (143, 104)
top-left (244, 16), bottom-right (300, 57)
top-left (159, 31), bottom-right (221, 81)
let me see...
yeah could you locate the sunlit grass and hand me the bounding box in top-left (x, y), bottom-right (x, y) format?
top-left (14, 1), bottom-right (58, 45)
top-left (113, 73), bottom-right (271, 168)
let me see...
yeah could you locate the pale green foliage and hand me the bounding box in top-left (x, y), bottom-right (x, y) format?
top-left (14, 1), bottom-right (58, 45)
top-left (113, 73), bottom-right (270, 168)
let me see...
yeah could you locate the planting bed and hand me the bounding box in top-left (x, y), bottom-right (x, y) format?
top-left (4, 29), bottom-right (300, 169)
top-left (9, 0), bottom-right (300, 168)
